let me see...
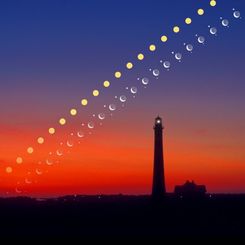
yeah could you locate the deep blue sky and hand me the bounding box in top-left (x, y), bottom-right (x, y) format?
top-left (0, 0), bottom-right (244, 126)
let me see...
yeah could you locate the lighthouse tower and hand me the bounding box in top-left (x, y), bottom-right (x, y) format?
top-left (152, 116), bottom-right (166, 198)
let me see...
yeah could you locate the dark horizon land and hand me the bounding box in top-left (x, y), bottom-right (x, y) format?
top-left (0, 194), bottom-right (245, 238)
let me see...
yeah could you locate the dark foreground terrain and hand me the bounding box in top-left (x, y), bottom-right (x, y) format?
top-left (0, 194), bottom-right (244, 239)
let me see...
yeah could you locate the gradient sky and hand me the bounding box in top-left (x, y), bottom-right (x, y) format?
top-left (0, 0), bottom-right (245, 197)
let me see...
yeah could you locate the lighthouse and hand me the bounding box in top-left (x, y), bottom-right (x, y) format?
top-left (152, 116), bottom-right (166, 198)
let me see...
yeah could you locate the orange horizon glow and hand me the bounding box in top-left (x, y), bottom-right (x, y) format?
top-left (1, 110), bottom-right (245, 197)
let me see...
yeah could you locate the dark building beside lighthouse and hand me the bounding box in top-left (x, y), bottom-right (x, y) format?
top-left (152, 116), bottom-right (166, 198)
top-left (175, 181), bottom-right (207, 198)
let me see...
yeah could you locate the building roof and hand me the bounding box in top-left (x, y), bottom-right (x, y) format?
top-left (175, 180), bottom-right (207, 194)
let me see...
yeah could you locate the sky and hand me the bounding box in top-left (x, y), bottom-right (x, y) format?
top-left (0, 0), bottom-right (244, 197)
